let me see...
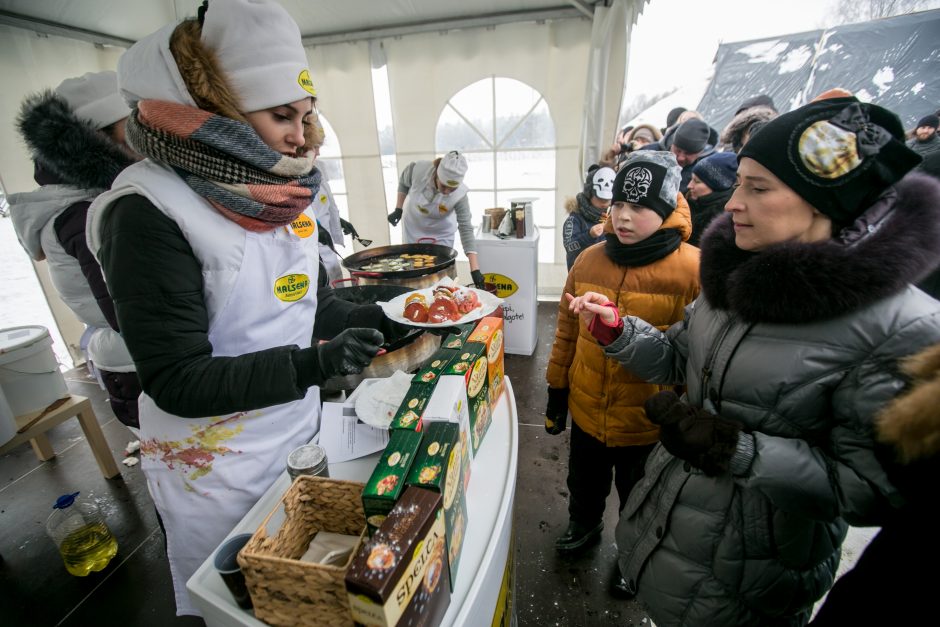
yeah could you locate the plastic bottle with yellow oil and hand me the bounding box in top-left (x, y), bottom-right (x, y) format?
top-left (46, 492), bottom-right (118, 576)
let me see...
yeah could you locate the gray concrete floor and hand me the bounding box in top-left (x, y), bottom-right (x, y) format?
top-left (0, 301), bottom-right (871, 626)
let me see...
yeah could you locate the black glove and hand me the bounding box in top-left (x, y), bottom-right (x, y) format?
top-left (471, 269), bottom-right (486, 290)
top-left (388, 207), bottom-right (403, 226)
top-left (339, 218), bottom-right (358, 238)
top-left (545, 387), bottom-right (570, 435)
top-left (379, 317), bottom-right (412, 345)
top-left (316, 328), bottom-right (385, 380)
top-left (644, 391), bottom-right (742, 476)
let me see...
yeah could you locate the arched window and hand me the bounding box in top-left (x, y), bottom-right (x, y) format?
top-left (436, 77), bottom-right (557, 263)
top-left (315, 115), bottom-right (355, 250)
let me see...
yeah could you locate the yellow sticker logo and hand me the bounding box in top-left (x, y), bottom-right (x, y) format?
top-left (289, 215), bottom-right (315, 239)
top-left (483, 273), bottom-right (518, 298)
top-left (438, 204), bottom-right (449, 215)
top-left (297, 69), bottom-right (317, 96)
top-left (319, 193), bottom-right (327, 204)
top-left (417, 205), bottom-right (429, 215)
top-left (274, 273), bottom-right (309, 302)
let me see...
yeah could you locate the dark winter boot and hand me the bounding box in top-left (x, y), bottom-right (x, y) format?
top-left (554, 520), bottom-right (603, 553)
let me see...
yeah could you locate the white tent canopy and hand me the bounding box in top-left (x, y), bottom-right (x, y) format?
top-left (0, 0), bottom-right (646, 361)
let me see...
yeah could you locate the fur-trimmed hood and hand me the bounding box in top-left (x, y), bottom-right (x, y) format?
top-left (719, 105), bottom-right (777, 152)
top-left (699, 172), bottom-right (940, 324)
top-left (877, 342), bottom-right (940, 463)
top-left (16, 90), bottom-right (135, 190)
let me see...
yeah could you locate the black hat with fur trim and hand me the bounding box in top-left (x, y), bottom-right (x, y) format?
top-left (738, 97), bottom-right (921, 225)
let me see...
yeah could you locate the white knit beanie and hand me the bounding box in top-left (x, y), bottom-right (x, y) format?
top-left (55, 71), bottom-right (130, 129)
top-left (201, 0), bottom-right (317, 113)
top-left (437, 151), bottom-right (468, 187)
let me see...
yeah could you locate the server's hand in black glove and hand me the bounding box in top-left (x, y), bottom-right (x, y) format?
top-left (644, 391), bottom-right (742, 476)
top-left (388, 207), bottom-right (403, 226)
top-left (545, 387), bottom-right (570, 435)
top-left (316, 328), bottom-right (384, 380)
top-left (339, 218), bottom-right (358, 238)
top-left (471, 269), bottom-right (487, 290)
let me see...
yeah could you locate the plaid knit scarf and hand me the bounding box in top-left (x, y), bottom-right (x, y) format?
top-left (126, 100), bottom-right (320, 232)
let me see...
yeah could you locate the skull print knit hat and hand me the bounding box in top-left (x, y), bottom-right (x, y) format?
top-left (612, 150), bottom-right (681, 220)
top-left (585, 164), bottom-right (616, 200)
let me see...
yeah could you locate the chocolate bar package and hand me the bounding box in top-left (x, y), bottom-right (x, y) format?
top-left (443, 343), bottom-right (492, 455)
top-left (346, 487), bottom-right (450, 627)
top-left (362, 430), bottom-right (423, 535)
top-left (405, 421), bottom-right (468, 589)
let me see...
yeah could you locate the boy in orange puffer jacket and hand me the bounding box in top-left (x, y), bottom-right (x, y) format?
top-left (545, 151), bottom-right (700, 595)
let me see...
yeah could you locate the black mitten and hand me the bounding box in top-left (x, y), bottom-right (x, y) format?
top-left (644, 391), bottom-right (743, 476)
top-left (388, 207), bottom-right (403, 226)
top-left (545, 387), bottom-right (570, 435)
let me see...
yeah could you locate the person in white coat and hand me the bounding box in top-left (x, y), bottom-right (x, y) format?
top-left (388, 151), bottom-right (486, 287)
top-left (85, 0), bottom-right (393, 616)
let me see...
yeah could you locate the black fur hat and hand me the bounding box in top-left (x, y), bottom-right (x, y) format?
top-left (738, 97), bottom-right (921, 225)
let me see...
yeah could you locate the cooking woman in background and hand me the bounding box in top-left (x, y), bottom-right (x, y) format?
top-left (86, 0), bottom-right (393, 616)
top-left (388, 151), bottom-right (487, 288)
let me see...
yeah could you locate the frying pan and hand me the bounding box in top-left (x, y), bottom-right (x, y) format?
top-left (342, 242), bottom-right (457, 280)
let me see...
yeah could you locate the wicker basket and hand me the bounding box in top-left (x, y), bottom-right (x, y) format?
top-left (238, 476), bottom-right (366, 627)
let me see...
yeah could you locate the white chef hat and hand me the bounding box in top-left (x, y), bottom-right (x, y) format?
top-left (54, 71), bottom-right (130, 130)
top-left (437, 151), bottom-right (468, 187)
top-left (201, 0), bottom-right (317, 113)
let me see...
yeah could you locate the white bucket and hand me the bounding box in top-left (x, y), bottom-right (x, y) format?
top-left (0, 326), bottom-right (69, 417)
top-left (0, 387), bottom-right (15, 446)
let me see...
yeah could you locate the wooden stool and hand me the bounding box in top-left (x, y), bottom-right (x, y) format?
top-left (0, 394), bottom-right (121, 479)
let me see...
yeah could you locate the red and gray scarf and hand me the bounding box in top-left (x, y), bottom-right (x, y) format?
top-left (126, 100), bottom-right (320, 232)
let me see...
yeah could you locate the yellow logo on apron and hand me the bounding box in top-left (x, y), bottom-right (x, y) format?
top-left (297, 70), bottom-right (317, 96)
top-left (289, 215), bottom-right (315, 239)
top-left (417, 205), bottom-right (430, 214)
top-left (274, 273), bottom-right (310, 302)
top-left (483, 273), bottom-right (518, 298)
top-left (438, 204), bottom-right (449, 215)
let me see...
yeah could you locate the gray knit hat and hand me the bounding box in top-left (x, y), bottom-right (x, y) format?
top-left (612, 151), bottom-right (681, 220)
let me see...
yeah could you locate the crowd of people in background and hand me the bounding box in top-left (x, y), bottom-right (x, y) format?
top-left (552, 91), bottom-right (940, 625)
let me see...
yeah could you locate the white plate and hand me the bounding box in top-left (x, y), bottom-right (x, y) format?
top-left (378, 277), bottom-right (503, 328)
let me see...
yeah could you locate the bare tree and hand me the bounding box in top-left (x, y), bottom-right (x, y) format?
top-left (826, 0), bottom-right (938, 24)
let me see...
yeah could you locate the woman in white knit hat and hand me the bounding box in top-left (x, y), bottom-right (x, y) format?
top-left (85, 0), bottom-right (399, 615)
top-left (388, 151), bottom-right (487, 288)
top-left (9, 71), bottom-right (143, 432)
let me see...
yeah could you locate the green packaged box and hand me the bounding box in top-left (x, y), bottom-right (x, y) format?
top-left (468, 377), bottom-right (492, 455)
top-left (405, 422), bottom-right (468, 589)
top-left (412, 348), bottom-right (460, 386)
top-left (362, 430), bottom-right (423, 535)
top-left (390, 382), bottom-right (435, 431)
top-left (439, 321), bottom-right (478, 350)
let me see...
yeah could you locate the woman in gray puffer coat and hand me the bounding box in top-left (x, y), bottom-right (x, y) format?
top-left (566, 96), bottom-right (940, 625)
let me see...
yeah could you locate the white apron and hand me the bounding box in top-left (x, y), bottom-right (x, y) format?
top-left (401, 161), bottom-right (468, 249)
top-left (310, 181), bottom-right (345, 285)
top-left (90, 163), bottom-right (322, 616)
top-left (148, 222), bottom-right (320, 615)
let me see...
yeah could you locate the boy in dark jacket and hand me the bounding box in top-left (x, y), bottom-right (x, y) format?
top-left (562, 165), bottom-right (614, 269)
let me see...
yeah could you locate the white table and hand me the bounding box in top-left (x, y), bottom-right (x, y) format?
top-left (188, 378), bottom-right (519, 627)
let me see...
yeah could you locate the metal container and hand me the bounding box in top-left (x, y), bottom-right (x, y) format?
top-left (286, 444), bottom-right (329, 480)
